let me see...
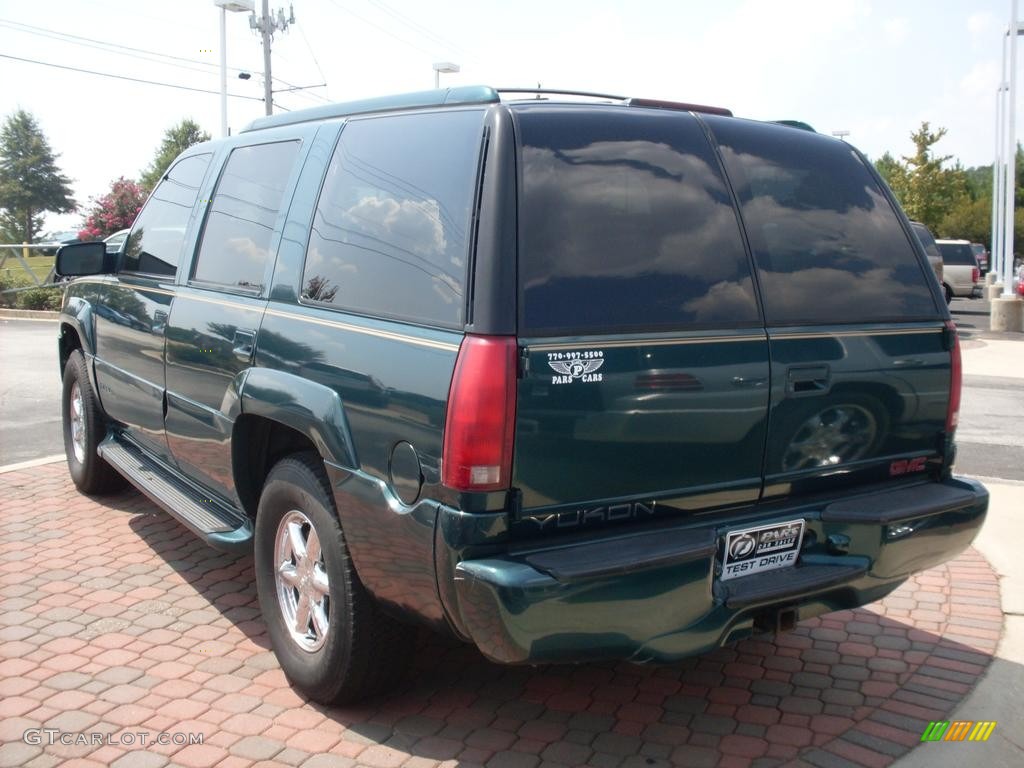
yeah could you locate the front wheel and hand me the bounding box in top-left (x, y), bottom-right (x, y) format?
top-left (254, 453), bottom-right (412, 704)
top-left (61, 350), bottom-right (126, 494)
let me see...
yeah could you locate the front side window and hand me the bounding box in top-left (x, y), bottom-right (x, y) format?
top-left (122, 154), bottom-right (211, 277)
top-left (193, 141), bottom-right (301, 290)
top-left (707, 117), bottom-right (939, 325)
top-left (516, 106), bottom-right (760, 335)
top-left (301, 109), bottom-right (484, 327)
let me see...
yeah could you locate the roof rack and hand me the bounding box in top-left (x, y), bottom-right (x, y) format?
top-left (241, 85), bottom-right (500, 133)
top-left (497, 87), bottom-right (732, 117)
top-left (240, 84), bottom-right (734, 133)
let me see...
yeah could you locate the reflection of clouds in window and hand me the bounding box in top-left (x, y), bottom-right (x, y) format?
top-left (300, 109), bottom-right (484, 326)
top-left (521, 141), bottom-right (747, 287)
top-left (343, 195), bottom-right (447, 257)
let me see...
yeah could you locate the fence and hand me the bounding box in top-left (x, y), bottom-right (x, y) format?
top-left (0, 243), bottom-right (61, 295)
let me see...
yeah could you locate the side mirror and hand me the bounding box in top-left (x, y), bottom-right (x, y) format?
top-left (55, 241), bottom-right (112, 277)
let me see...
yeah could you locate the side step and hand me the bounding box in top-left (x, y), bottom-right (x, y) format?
top-left (99, 436), bottom-right (253, 553)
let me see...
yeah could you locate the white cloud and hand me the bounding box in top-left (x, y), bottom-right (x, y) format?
top-left (883, 18), bottom-right (909, 45)
top-left (969, 11), bottom-right (996, 40)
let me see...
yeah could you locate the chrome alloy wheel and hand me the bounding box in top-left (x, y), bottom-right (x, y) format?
top-left (69, 381), bottom-right (87, 464)
top-left (274, 510), bottom-right (330, 652)
top-left (781, 404), bottom-right (878, 472)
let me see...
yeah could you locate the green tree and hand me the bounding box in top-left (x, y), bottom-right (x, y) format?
top-left (883, 122), bottom-right (969, 232)
top-left (139, 119), bottom-right (210, 192)
top-left (874, 151), bottom-right (906, 191)
top-left (0, 109), bottom-right (75, 244)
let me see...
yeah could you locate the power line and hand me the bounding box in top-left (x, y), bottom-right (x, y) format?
top-left (0, 54), bottom-right (265, 102)
top-left (0, 17), bottom-right (325, 100)
top-left (365, 0), bottom-right (481, 66)
top-left (325, 0), bottom-right (438, 58)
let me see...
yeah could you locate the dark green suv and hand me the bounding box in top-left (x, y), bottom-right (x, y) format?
top-left (54, 86), bottom-right (988, 704)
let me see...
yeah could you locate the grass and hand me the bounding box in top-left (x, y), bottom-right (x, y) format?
top-left (0, 251), bottom-right (56, 282)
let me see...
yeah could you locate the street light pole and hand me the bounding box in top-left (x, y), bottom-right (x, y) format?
top-left (1003, 0), bottom-right (1019, 297)
top-left (214, 1), bottom-right (254, 137)
top-left (993, 83), bottom-right (1005, 282)
top-left (433, 61), bottom-right (460, 89)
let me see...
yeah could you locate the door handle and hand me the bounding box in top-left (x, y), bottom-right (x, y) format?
top-left (786, 365), bottom-right (830, 396)
top-left (232, 329), bottom-right (257, 362)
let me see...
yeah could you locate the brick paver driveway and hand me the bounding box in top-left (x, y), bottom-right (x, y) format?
top-left (0, 463), bottom-right (1004, 768)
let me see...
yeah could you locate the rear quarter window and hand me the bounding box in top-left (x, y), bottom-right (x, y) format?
top-left (705, 117), bottom-right (939, 325)
top-left (938, 242), bottom-right (977, 265)
top-left (515, 105), bottom-right (760, 335)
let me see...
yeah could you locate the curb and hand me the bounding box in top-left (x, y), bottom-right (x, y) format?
top-left (0, 308), bottom-right (60, 320)
top-left (0, 454), bottom-right (65, 474)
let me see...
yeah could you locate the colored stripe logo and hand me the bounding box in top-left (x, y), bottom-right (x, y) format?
top-left (921, 721), bottom-right (996, 742)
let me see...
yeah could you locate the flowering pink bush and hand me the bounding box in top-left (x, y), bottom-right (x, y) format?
top-left (78, 177), bottom-right (146, 240)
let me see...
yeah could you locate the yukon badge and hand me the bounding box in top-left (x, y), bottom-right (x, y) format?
top-left (547, 350), bottom-right (604, 384)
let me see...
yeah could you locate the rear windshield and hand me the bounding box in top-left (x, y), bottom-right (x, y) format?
top-left (938, 242), bottom-right (977, 265)
top-left (911, 223), bottom-right (942, 261)
top-left (515, 106), bottom-right (760, 335)
top-left (705, 117), bottom-right (938, 325)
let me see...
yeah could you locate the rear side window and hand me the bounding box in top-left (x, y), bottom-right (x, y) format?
top-left (193, 140), bottom-right (301, 290)
top-left (938, 242), bottom-right (977, 265)
top-left (516, 106), bottom-right (759, 335)
top-left (706, 117), bottom-right (938, 325)
top-left (301, 109), bottom-right (484, 327)
top-left (911, 223), bottom-right (941, 261)
top-left (123, 153), bottom-right (211, 277)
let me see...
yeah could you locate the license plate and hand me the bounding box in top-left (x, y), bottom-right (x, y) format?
top-left (720, 519), bottom-right (805, 581)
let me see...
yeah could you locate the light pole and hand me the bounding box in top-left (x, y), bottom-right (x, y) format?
top-left (214, 0), bottom-right (254, 137)
top-left (1003, 1), bottom-right (1021, 298)
top-left (433, 62), bottom-right (460, 89)
top-left (831, 130), bottom-right (850, 142)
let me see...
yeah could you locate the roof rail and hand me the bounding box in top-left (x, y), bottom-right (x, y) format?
top-left (626, 97), bottom-right (732, 117)
top-left (241, 85), bottom-right (501, 133)
top-left (496, 87), bottom-right (629, 101)
top-left (497, 88), bottom-right (732, 117)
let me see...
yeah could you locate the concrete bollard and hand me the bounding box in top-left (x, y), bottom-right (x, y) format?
top-left (985, 283), bottom-right (1004, 300)
top-left (990, 295), bottom-right (1024, 333)
top-left (986, 271), bottom-right (998, 285)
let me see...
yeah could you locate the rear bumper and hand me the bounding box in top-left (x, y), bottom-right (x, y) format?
top-left (443, 477), bottom-right (988, 664)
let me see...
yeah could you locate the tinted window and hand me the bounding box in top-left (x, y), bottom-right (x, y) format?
top-left (123, 154), bottom-right (211, 276)
top-left (193, 141), bottom-right (300, 289)
top-left (911, 223), bottom-right (941, 261)
top-left (301, 110), bottom-right (483, 326)
top-left (517, 106), bottom-right (759, 335)
top-left (707, 117), bottom-right (938, 324)
top-left (937, 242), bottom-right (977, 265)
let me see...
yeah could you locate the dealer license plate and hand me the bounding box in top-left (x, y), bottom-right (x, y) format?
top-left (720, 519), bottom-right (806, 581)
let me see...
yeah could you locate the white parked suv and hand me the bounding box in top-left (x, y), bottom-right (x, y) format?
top-left (936, 239), bottom-right (981, 303)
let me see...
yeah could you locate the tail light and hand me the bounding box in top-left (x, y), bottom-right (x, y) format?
top-left (945, 321), bottom-right (962, 433)
top-left (442, 335), bottom-right (517, 492)
top-left (972, 266), bottom-right (980, 284)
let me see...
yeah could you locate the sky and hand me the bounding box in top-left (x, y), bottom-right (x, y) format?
top-left (0, 0), bottom-right (1016, 234)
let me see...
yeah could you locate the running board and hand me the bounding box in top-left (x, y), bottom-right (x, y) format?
top-left (98, 436), bottom-right (253, 553)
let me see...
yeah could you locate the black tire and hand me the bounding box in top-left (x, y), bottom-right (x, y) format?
top-left (61, 349), bottom-right (126, 494)
top-left (943, 283), bottom-right (953, 305)
top-left (254, 453), bottom-right (413, 704)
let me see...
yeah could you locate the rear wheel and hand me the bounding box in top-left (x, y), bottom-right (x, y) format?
top-left (61, 350), bottom-right (126, 494)
top-left (254, 453), bottom-right (412, 704)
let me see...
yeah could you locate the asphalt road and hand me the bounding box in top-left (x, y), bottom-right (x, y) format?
top-left (1, 313), bottom-right (1021, 481)
top-left (0, 318), bottom-right (62, 465)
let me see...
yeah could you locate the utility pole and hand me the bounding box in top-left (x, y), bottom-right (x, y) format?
top-left (250, 1), bottom-right (294, 116)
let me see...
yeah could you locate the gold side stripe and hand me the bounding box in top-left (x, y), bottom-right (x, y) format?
top-left (772, 327), bottom-right (943, 340)
top-left (263, 308), bottom-right (460, 352)
top-left (529, 334), bottom-right (766, 351)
